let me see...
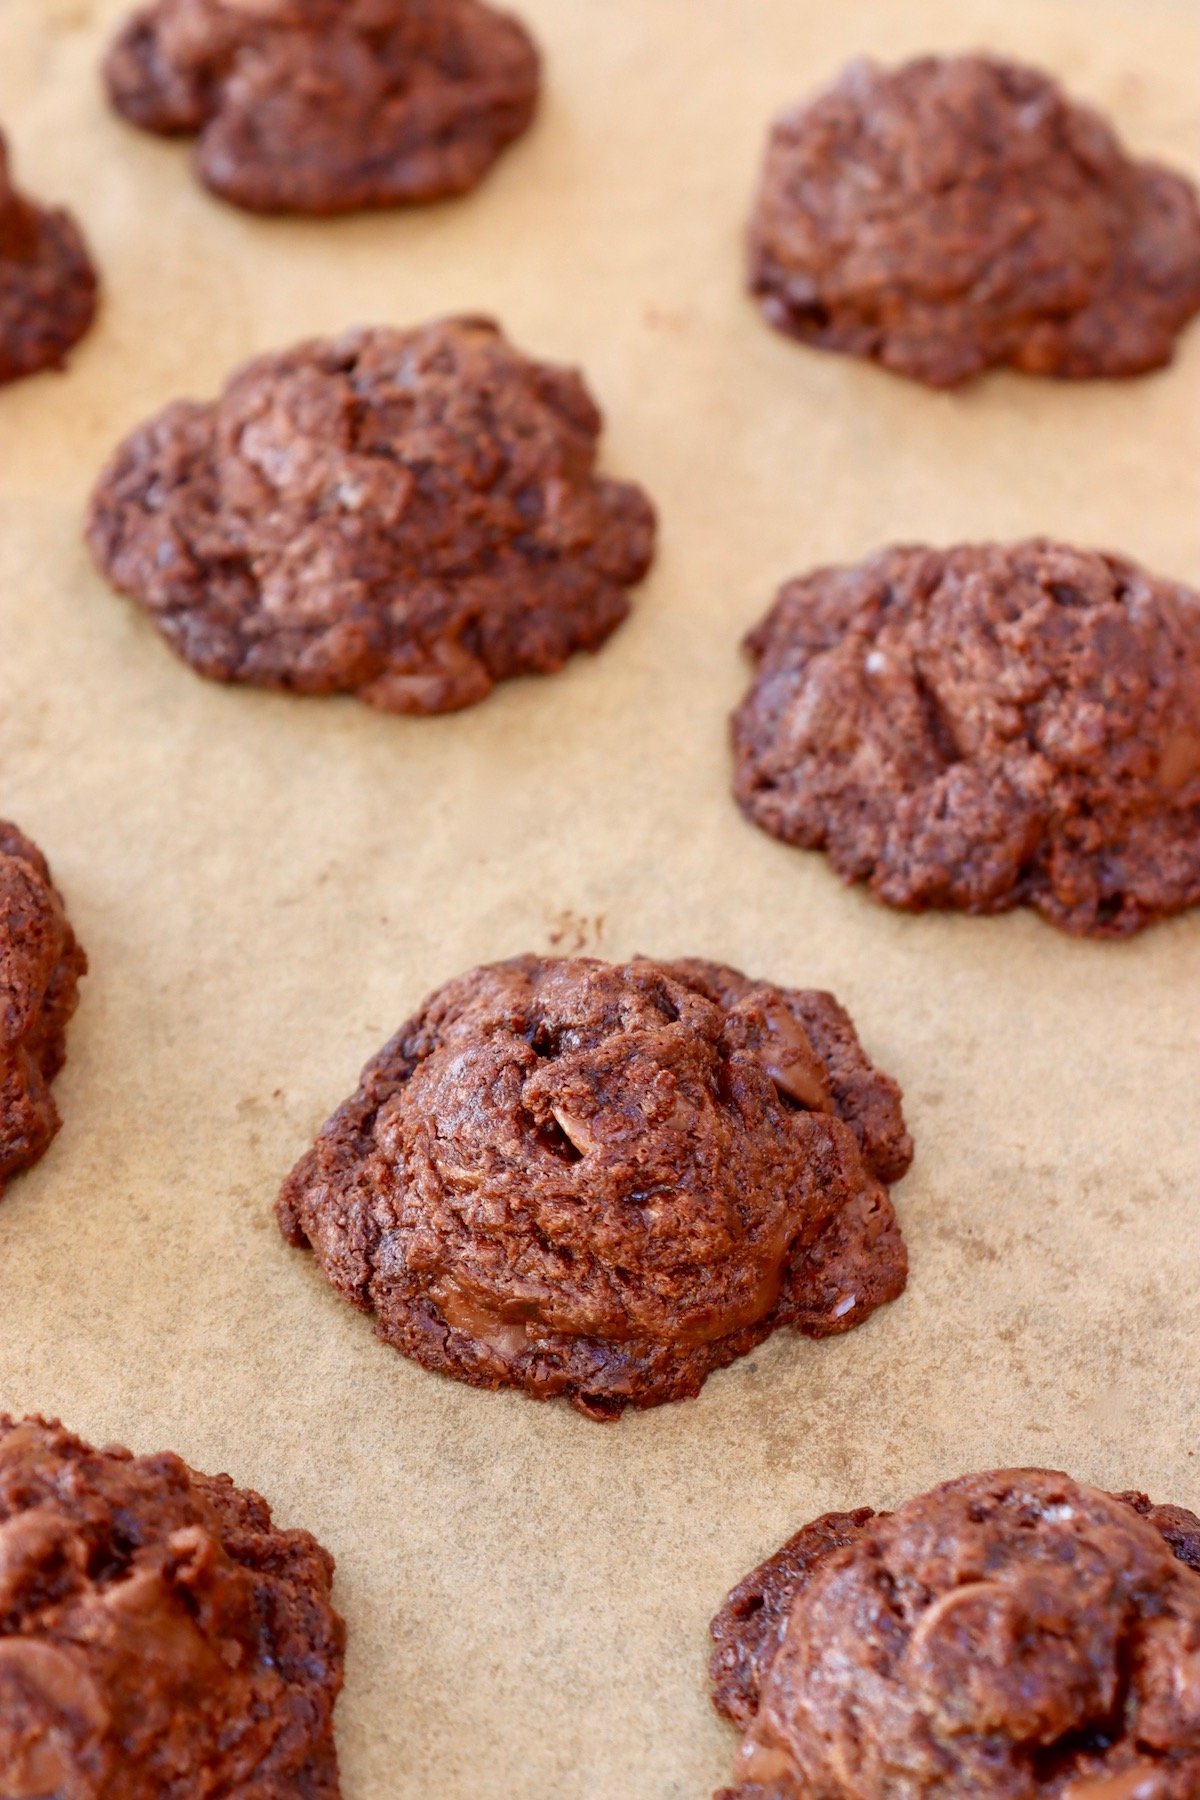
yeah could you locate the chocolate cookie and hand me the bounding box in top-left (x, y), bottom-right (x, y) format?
top-left (733, 541), bottom-right (1200, 937)
top-left (748, 54), bottom-right (1200, 387)
top-left (85, 317), bottom-right (656, 714)
top-left (0, 823), bottom-right (86, 1195)
top-left (0, 131), bottom-right (97, 384)
top-left (103, 0), bottom-right (539, 214)
top-left (709, 1468), bottom-right (1200, 1800)
top-left (0, 1415), bottom-right (344, 1796)
top-left (277, 954), bottom-right (912, 1420)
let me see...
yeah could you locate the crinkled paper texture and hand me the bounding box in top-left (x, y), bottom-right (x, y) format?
top-left (0, 0), bottom-right (1197, 1794)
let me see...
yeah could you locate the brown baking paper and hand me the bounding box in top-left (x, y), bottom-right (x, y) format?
top-left (1, 0), bottom-right (1198, 1792)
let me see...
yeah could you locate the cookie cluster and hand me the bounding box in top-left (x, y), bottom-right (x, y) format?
top-left (2, 8), bottom-right (1199, 1800)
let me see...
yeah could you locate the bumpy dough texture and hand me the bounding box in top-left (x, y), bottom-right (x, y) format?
top-left (0, 822), bottom-right (87, 1195)
top-left (277, 954), bottom-right (912, 1420)
top-left (103, 0), bottom-right (539, 213)
top-left (733, 541), bottom-right (1200, 937)
top-left (748, 54), bottom-right (1200, 387)
top-left (0, 1415), bottom-right (345, 1798)
top-left (86, 317), bottom-right (656, 714)
top-left (0, 132), bottom-right (97, 384)
top-left (709, 1469), bottom-right (1200, 1800)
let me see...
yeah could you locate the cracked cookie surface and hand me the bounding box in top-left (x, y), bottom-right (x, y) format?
top-left (86, 317), bottom-right (656, 714)
top-left (277, 954), bottom-right (911, 1419)
top-left (0, 822), bottom-right (86, 1195)
top-left (748, 54), bottom-right (1200, 387)
top-left (0, 131), bottom-right (97, 384)
top-left (0, 1415), bottom-right (345, 1797)
top-left (104, 0), bottom-right (540, 214)
top-left (709, 1468), bottom-right (1200, 1800)
top-left (733, 541), bottom-right (1200, 936)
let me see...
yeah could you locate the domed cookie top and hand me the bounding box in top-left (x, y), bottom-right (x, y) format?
top-left (0, 1414), bottom-right (345, 1796)
top-left (277, 954), bottom-right (912, 1420)
top-left (86, 317), bottom-right (656, 714)
top-left (733, 541), bottom-right (1200, 936)
top-left (748, 54), bottom-right (1200, 386)
top-left (103, 0), bottom-right (540, 213)
top-left (0, 130), bottom-right (97, 384)
top-left (710, 1468), bottom-right (1200, 1800)
top-left (0, 822), bottom-right (86, 1194)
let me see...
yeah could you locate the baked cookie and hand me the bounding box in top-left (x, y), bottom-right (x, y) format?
top-left (0, 823), bottom-right (86, 1195)
top-left (0, 1414), bottom-right (345, 1796)
top-left (732, 541), bottom-right (1200, 937)
top-left (748, 54), bottom-right (1200, 387)
top-left (277, 954), bottom-right (912, 1420)
top-left (709, 1468), bottom-right (1200, 1800)
top-left (103, 0), bottom-right (539, 214)
top-left (0, 130), bottom-right (97, 384)
top-left (86, 317), bottom-right (656, 714)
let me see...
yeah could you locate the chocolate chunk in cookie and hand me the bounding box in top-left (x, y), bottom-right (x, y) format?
top-left (86, 317), bottom-right (656, 714)
top-left (277, 955), bottom-right (912, 1420)
top-left (733, 541), bottom-right (1200, 937)
top-left (0, 823), bottom-right (86, 1195)
top-left (103, 0), bottom-right (539, 214)
top-left (0, 131), bottom-right (97, 385)
top-left (709, 1469), bottom-right (1200, 1800)
top-left (0, 1415), bottom-right (345, 1796)
top-left (748, 54), bottom-right (1200, 387)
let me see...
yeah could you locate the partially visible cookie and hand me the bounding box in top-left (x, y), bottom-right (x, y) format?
top-left (710, 1469), bottom-right (1200, 1800)
top-left (0, 130), bottom-right (97, 384)
top-left (748, 54), bottom-right (1200, 387)
top-left (0, 823), bottom-right (86, 1194)
top-left (277, 954), bottom-right (912, 1420)
top-left (86, 317), bottom-right (656, 714)
top-left (0, 1414), bottom-right (345, 1796)
top-left (733, 541), bottom-right (1200, 936)
top-left (103, 0), bottom-right (540, 214)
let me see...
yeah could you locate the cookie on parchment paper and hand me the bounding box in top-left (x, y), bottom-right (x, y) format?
top-left (748, 54), bottom-right (1200, 387)
top-left (0, 1414), bottom-right (345, 1797)
top-left (0, 822), bottom-right (86, 1196)
top-left (733, 541), bottom-right (1200, 937)
top-left (709, 1467), bottom-right (1200, 1800)
top-left (277, 954), bottom-right (912, 1420)
top-left (0, 130), bottom-right (97, 385)
top-left (86, 317), bottom-right (656, 715)
top-left (103, 0), bottom-right (540, 214)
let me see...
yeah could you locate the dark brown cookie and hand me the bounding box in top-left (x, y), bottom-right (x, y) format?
top-left (0, 823), bottom-right (86, 1194)
top-left (709, 1468), bottom-right (1200, 1800)
top-left (103, 0), bottom-right (539, 214)
top-left (732, 541), bottom-right (1200, 937)
top-left (277, 954), bottom-right (912, 1420)
top-left (0, 1414), bottom-right (344, 1797)
top-left (86, 317), bottom-right (656, 714)
top-left (748, 54), bottom-right (1200, 387)
top-left (0, 131), bottom-right (97, 385)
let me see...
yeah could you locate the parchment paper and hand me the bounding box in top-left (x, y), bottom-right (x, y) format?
top-left (1, 0), bottom-right (1198, 1793)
